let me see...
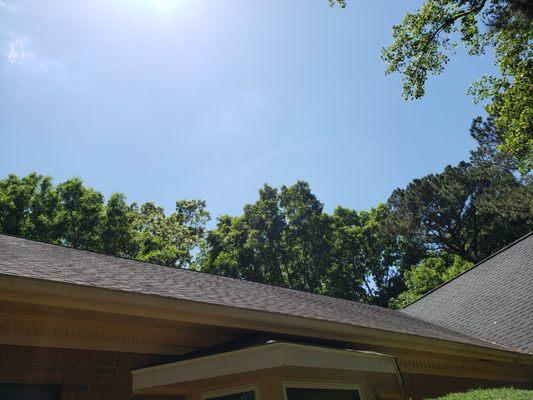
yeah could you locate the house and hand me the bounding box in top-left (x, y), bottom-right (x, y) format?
top-left (0, 232), bottom-right (531, 400)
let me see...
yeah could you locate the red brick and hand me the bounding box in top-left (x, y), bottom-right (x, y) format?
top-left (71, 392), bottom-right (96, 400)
top-left (99, 392), bottom-right (127, 400)
top-left (89, 383), bottom-right (114, 392)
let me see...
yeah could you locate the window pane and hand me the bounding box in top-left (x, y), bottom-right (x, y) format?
top-left (207, 390), bottom-right (256, 400)
top-left (286, 387), bottom-right (361, 400)
top-left (0, 384), bottom-right (60, 400)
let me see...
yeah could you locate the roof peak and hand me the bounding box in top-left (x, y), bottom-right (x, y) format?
top-left (402, 231), bottom-right (533, 310)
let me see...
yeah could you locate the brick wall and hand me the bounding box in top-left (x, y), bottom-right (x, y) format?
top-left (402, 373), bottom-right (533, 400)
top-left (0, 344), bottom-right (175, 400)
top-left (1, 344), bottom-right (531, 400)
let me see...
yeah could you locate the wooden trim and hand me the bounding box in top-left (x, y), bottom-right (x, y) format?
top-left (0, 301), bottom-right (238, 355)
top-left (397, 355), bottom-right (533, 382)
top-left (131, 342), bottom-right (400, 392)
top-left (1, 274), bottom-right (531, 365)
top-left (0, 312), bottom-right (203, 354)
top-left (199, 384), bottom-right (261, 400)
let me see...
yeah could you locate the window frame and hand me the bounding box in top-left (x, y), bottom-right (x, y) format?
top-left (281, 381), bottom-right (364, 400)
top-left (199, 384), bottom-right (261, 400)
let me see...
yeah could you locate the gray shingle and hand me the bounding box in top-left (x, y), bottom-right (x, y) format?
top-left (0, 234), bottom-right (525, 354)
top-left (402, 233), bottom-right (533, 354)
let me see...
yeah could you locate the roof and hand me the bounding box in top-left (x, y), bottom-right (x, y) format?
top-left (0, 234), bottom-right (523, 354)
top-left (402, 232), bottom-right (533, 354)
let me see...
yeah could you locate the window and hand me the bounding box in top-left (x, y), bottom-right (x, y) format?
top-left (283, 382), bottom-right (361, 400)
top-left (0, 384), bottom-right (60, 400)
top-left (200, 384), bottom-right (260, 400)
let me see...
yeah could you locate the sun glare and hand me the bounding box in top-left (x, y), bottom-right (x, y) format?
top-left (132, 0), bottom-right (191, 16)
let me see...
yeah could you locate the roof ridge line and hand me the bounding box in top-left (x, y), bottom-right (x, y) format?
top-left (401, 231), bottom-right (533, 310)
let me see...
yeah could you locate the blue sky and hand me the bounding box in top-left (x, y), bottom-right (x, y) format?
top-left (0, 0), bottom-right (494, 222)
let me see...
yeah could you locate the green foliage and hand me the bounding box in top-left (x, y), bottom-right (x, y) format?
top-left (387, 159), bottom-right (532, 263)
top-left (199, 184), bottom-right (288, 286)
top-left (469, 116), bottom-right (517, 168)
top-left (0, 173), bottom-right (61, 242)
top-left (101, 193), bottom-right (140, 257)
top-left (328, 0), bottom-right (346, 8)
top-left (136, 200), bottom-right (209, 267)
top-left (198, 182), bottom-right (406, 306)
top-left (327, 204), bottom-right (409, 305)
top-left (391, 253), bottom-right (473, 308)
top-left (0, 173), bottom-right (209, 267)
top-left (198, 182), bottom-right (330, 293)
top-left (57, 178), bottom-right (105, 251)
top-left (279, 181), bottom-right (332, 292)
top-left (381, 0), bottom-right (533, 172)
top-left (427, 387), bottom-right (533, 400)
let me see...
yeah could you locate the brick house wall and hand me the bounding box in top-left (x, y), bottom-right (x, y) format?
top-left (0, 344), bottom-right (175, 400)
top-left (1, 344), bottom-right (532, 400)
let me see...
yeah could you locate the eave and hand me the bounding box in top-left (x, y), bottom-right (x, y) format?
top-left (0, 273), bottom-right (531, 366)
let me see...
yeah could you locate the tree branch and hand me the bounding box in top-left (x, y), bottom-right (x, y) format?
top-left (419, 0), bottom-right (487, 56)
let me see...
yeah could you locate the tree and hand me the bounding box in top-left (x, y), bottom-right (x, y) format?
top-left (199, 182), bottom-right (408, 306)
top-left (391, 253), bottom-right (473, 308)
top-left (136, 200), bottom-right (210, 267)
top-left (388, 160), bottom-right (532, 263)
top-left (172, 199), bottom-right (210, 267)
top-left (199, 181), bottom-right (330, 292)
top-left (326, 204), bottom-right (407, 306)
top-left (57, 178), bottom-right (105, 251)
top-left (279, 181), bottom-right (332, 292)
top-left (469, 116), bottom-right (516, 168)
top-left (199, 185), bottom-right (287, 285)
top-left (24, 175), bottom-right (61, 242)
top-left (0, 173), bottom-right (60, 241)
top-left (101, 193), bottom-right (140, 257)
top-left (380, 0), bottom-right (532, 172)
top-left (0, 173), bottom-right (209, 268)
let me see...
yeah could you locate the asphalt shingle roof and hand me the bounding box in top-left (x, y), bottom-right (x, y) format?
top-left (402, 233), bottom-right (533, 354)
top-left (0, 234), bottom-right (526, 354)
